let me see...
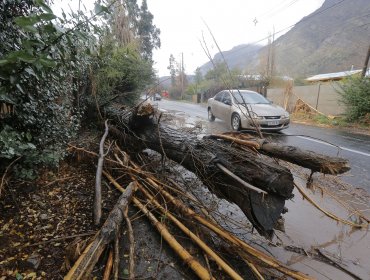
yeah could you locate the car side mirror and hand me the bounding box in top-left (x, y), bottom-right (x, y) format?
top-left (224, 100), bottom-right (231, 106)
top-left (267, 99), bottom-right (273, 104)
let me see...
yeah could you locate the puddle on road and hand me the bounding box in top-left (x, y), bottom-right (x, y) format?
top-left (275, 175), bottom-right (370, 279)
top-left (159, 108), bottom-right (370, 280)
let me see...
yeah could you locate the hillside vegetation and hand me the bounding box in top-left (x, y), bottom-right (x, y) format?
top-left (199, 0), bottom-right (370, 78)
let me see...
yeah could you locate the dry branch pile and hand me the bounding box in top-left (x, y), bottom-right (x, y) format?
top-left (62, 103), bottom-right (363, 279)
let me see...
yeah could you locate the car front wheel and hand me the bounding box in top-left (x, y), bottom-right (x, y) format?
top-left (208, 108), bottom-right (215, 122)
top-left (231, 113), bottom-right (241, 131)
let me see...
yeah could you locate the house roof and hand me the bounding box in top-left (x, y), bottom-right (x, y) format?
top-left (305, 69), bottom-right (366, 82)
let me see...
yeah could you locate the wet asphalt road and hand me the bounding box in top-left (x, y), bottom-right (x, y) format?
top-left (154, 99), bottom-right (370, 191)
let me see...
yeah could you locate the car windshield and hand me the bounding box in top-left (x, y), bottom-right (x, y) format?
top-left (233, 91), bottom-right (270, 104)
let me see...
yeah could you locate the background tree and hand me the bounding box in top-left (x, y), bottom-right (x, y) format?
top-left (167, 54), bottom-right (177, 87)
top-left (137, 0), bottom-right (161, 61)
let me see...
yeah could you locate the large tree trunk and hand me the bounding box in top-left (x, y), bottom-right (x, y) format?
top-left (106, 105), bottom-right (295, 238)
top-left (205, 133), bottom-right (350, 175)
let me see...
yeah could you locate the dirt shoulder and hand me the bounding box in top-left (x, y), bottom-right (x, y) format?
top-left (291, 113), bottom-right (370, 136)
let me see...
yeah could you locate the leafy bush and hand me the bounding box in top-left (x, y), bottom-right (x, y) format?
top-left (0, 0), bottom-right (98, 177)
top-left (337, 77), bottom-right (370, 121)
top-left (0, 0), bottom-right (160, 179)
top-left (95, 43), bottom-right (154, 107)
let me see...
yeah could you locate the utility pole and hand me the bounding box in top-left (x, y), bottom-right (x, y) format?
top-left (361, 44), bottom-right (370, 78)
top-left (266, 33), bottom-right (271, 79)
top-left (270, 25), bottom-right (275, 78)
top-left (181, 52), bottom-right (184, 99)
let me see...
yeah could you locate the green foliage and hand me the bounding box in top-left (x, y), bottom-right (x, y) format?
top-left (167, 54), bottom-right (177, 87)
top-left (0, 0), bottom-right (160, 180)
top-left (95, 43), bottom-right (154, 106)
top-left (337, 77), bottom-right (370, 121)
top-left (313, 115), bottom-right (349, 127)
top-left (184, 63), bottom-right (242, 101)
top-left (137, 0), bottom-right (161, 61)
top-left (204, 62), bottom-right (240, 88)
top-left (0, 126), bottom-right (35, 159)
top-left (0, 125), bottom-right (61, 179)
top-left (0, 0), bottom-right (101, 177)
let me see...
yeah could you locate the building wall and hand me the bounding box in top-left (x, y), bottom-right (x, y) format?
top-left (267, 82), bottom-right (346, 116)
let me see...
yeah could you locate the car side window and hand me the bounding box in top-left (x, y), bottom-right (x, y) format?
top-left (223, 93), bottom-right (231, 104)
top-left (214, 92), bottom-right (224, 102)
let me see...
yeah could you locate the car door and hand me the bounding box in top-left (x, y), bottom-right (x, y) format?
top-left (212, 91), bottom-right (225, 118)
top-left (218, 91), bottom-right (233, 122)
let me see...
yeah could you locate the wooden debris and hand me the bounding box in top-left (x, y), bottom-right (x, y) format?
top-left (124, 207), bottom-right (135, 280)
top-left (116, 159), bottom-right (313, 280)
top-left (103, 249), bottom-right (113, 280)
top-left (294, 182), bottom-right (367, 228)
top-left (216, 132), bottom-right (350, 175)
top-left (65, 182), bottom-right (136, 280)
top-left (103, 172), bottom-right (215, 280)
top-left (94, 119), bottom-right (110, 225)
top-left (135, 180), bottom-right (244, 280)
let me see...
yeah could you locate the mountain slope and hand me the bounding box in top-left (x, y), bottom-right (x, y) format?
top-left (273, 0), bottom-right (370, 77)
top-left (199, 44), bottom-right (262, 74)
top-left (198, 0), bottom-right (370, 78)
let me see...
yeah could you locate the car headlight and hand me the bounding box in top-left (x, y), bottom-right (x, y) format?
top-left (251, 112), bottom-right (263, 120)
top-left (281, 113), bottom-right (290, 119)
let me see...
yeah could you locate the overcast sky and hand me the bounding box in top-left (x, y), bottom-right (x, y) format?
top-left (53, 0), bottom-right (325, 76)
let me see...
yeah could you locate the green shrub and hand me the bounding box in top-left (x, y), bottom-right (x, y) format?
top-left (337, 77), bottom-right (370, 121)
top-left (0, 0), bottom-right (98, 178)
top-left (95, 44), bottom-right (154, 107)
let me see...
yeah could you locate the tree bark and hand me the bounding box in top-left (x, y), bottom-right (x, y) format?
top-left (260, 142), bottom-right (350, 175)
top-left (206, 133), bottom-right (350, 175)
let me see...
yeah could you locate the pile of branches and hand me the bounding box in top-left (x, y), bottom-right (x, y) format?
top-left (66, 143), bottom-right (311, 280)
top-left (62, 103), bottom-right (367, 279)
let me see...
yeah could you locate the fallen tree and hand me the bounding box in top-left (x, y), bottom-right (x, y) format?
top-left (104, 103), bottom-right (350, 238)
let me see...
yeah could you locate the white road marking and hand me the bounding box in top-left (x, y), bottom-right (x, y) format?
top-left (296, 136), bottom-right (370, 157)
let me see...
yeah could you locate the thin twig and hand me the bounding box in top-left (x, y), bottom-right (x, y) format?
top-left (0, 156), bottom-right (21, 198)
top-left (216, 163), bottom-right (267, 195)
top-left (44, 176), bottom-right (76, 188)
top-left (103, 248), bottom-right (114, 280)
top-left (201, 20), bottom-right (263, 138)
top-left (124, 207), bottom-right (135, 280)
top-left (113, 230), bottom-right (120, 280)
top-left (294, 182), bottom-right (367, 228)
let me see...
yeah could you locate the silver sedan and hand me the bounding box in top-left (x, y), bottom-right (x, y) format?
top-left (207, 90), bottom-right (290, 131)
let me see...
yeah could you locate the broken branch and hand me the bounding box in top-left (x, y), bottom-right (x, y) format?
top-left (65, 182), bottom-right (135, 280)
top-left (294, 182), bottom-right (367, 228)
top-left (94, 119), bottom-right (110, 225)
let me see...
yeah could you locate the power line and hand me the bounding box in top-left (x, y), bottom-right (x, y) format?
top-left (260, 0), bottom-right (301, 20)
top-left (255, 0), bottom-right (294, 19)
